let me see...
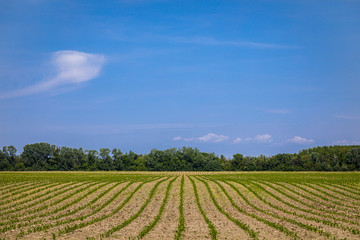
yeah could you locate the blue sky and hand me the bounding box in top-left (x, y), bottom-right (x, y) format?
top-left (1, 0), bottom-right (360, 156)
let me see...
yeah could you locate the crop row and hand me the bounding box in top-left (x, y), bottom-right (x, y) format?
top-left (0, 173), bottom-right (359, 240)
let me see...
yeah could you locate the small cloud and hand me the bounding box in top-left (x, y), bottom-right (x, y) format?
top-left (334, 114), bottom-right (360, 120)
top-left (0, 50), bottom-right (105, 99)
top-left (287, 136), bottom-right (314, 144)
top-left (233, 137), bottom-right (243, 143)
top-left (173, 133), bottom-right (228, 143)
top-left (254, 134), bottom-right (273, 143)
top-left (334, 140), bottom-right (349, 145)
top-left (240, 134), bottom-right (273, 143)
top-left (198, 133), bottom-right (228, 143)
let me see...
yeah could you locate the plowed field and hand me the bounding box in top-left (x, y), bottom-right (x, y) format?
top-left (0, 172), bottom-right (359, 239)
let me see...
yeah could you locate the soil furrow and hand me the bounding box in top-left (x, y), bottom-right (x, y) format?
top-left (142, 176), bottom-right (181, 240)
top-left (182, 175), bottom-right (210, 240)
top-left (191, 177), bottom-right (252, 240)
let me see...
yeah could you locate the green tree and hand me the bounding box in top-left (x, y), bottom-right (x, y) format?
top-left (230, 153), bottom-right (244, 171)
top-left (346, 148), bottom-right (360, 170)
top-left (0, 150), bottom-right (11, 170)
top-left (3, 145), bottom-right (19, 168)
top-left (99, 148), bottom-right (113, 170)
top-left (112, 148), bottom-right (124, 170)
top-left (21, 143), bottom-right (53, 170)
top-left (85, 150), bottom-right (99, 171)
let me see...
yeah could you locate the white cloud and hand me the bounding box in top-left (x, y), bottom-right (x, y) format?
top-left (0, 50), bottom-right (105, 99)
top-left (253, 134), bottom-right (273, 143)
top-left (234, 134), bottom-right (273, 144)
top-left (287, 136), bottom-right (314, 144)
top-left (233, 137), bottom-right (243, 143)
top-left (198, 133), bottom-right (229, 143)
top-left (173, 133), bottom-right (229, 143)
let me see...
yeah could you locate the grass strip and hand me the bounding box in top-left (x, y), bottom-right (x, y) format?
top-left (260, 181), bottom-right (353, 218)
top-left (273, 182), bottom-right (360, 225)
top-left (0, 182), bottom-right (88, 231)
top-left (0, 182), bottom-right (54, 207)
top-left (8, 181), bottom-right (95, 224)
top-left (0, 182), bottom-right (38, 201)
top-left (0, 182), bottom-right (74, 215)
top-left (25, 181), bottom-right (134, 235)
top-left (328, 183), bottom-right (360, 197)
top-left (0, 182), bottom-right (31, 194)
top-left (288, 182), bottom-right (359, 215)
top-left (57, 177), bottom-right (163, 237)
top-left (174, 175), bottom-right (185, 240)
top-left (242, 181), bottom-right (336, 238)
top-left (188, 176), bottom-right (217, 240)
top-left (51, 181), bottom-right (123, 220)
top-left (254, 181), bottom-right (360, 235)
top-left (318, 183), bottom-right (360, 201)
top-left (303, 183), bottom-right (360, 207)
top-left (103, 177), bottom-right (171, 238)
top-left (205, 178), bottom-right (298, 239)
top-left (48, 182), bottom-right (109, 215)
top-left (137, 176), bottom-right (177, 238)
top-left (195, 177), bottom-right (259, 239)
top-left (342, 184), bottom-right (360, 193)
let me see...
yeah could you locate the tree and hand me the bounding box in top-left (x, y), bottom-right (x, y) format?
top-left (0, 150), bottom-right (10, 170)
top-left (21, 143), bottom-right (53, 170)
top-left (99, 148), bottom-right (113, 170)
top-left (57, 147), bottom-right (78, 171)
top-left (346, 148), bottom-right (360, 170)
top-left (231, 153), bottom-right (244, 171)
top-left (85, 150), bottom-right (99, 171)
top-left (112, 148), bottom-right (124, 170)
top-left (3, 145), bottom-right (18, 168)
top-left (75, 148), bottom-right (87, 170)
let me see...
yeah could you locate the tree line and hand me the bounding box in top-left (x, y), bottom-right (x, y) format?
top-left (0, 143), bottom-right (359, 171)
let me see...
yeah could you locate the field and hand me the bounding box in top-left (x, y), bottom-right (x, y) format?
top-left (0, 172), bottom-right (359, 240)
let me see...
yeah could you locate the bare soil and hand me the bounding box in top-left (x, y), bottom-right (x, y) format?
top-left (2, 174), bottom-right (359, 240)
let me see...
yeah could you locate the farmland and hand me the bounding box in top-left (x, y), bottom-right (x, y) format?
top-left (0, 172), bottom-right (359, 240)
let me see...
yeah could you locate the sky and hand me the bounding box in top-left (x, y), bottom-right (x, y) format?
top-left (1, 0), bottom-right (360, 157)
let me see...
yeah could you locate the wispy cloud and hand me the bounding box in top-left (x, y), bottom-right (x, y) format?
top-left (233, 137), bottom-right (243, 143)
top-left (334, 114), bottom-right (360, 120)
top-left (0, 50), bottom-right (105, 99)
top-left (173, 133), bottom-right (229, 143)
top-left (252, 134), bottom-right (273, 143)
top-left (233, 134), bottom-right (273, 144)
top-left (287, 136), bottom-right (314, 144)
top-left (161, 36), bottom-right (293, 49)
top-left (198, 133), bottom-right (228, 143)
top-left (115, 34), bottom-right (294, 49)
